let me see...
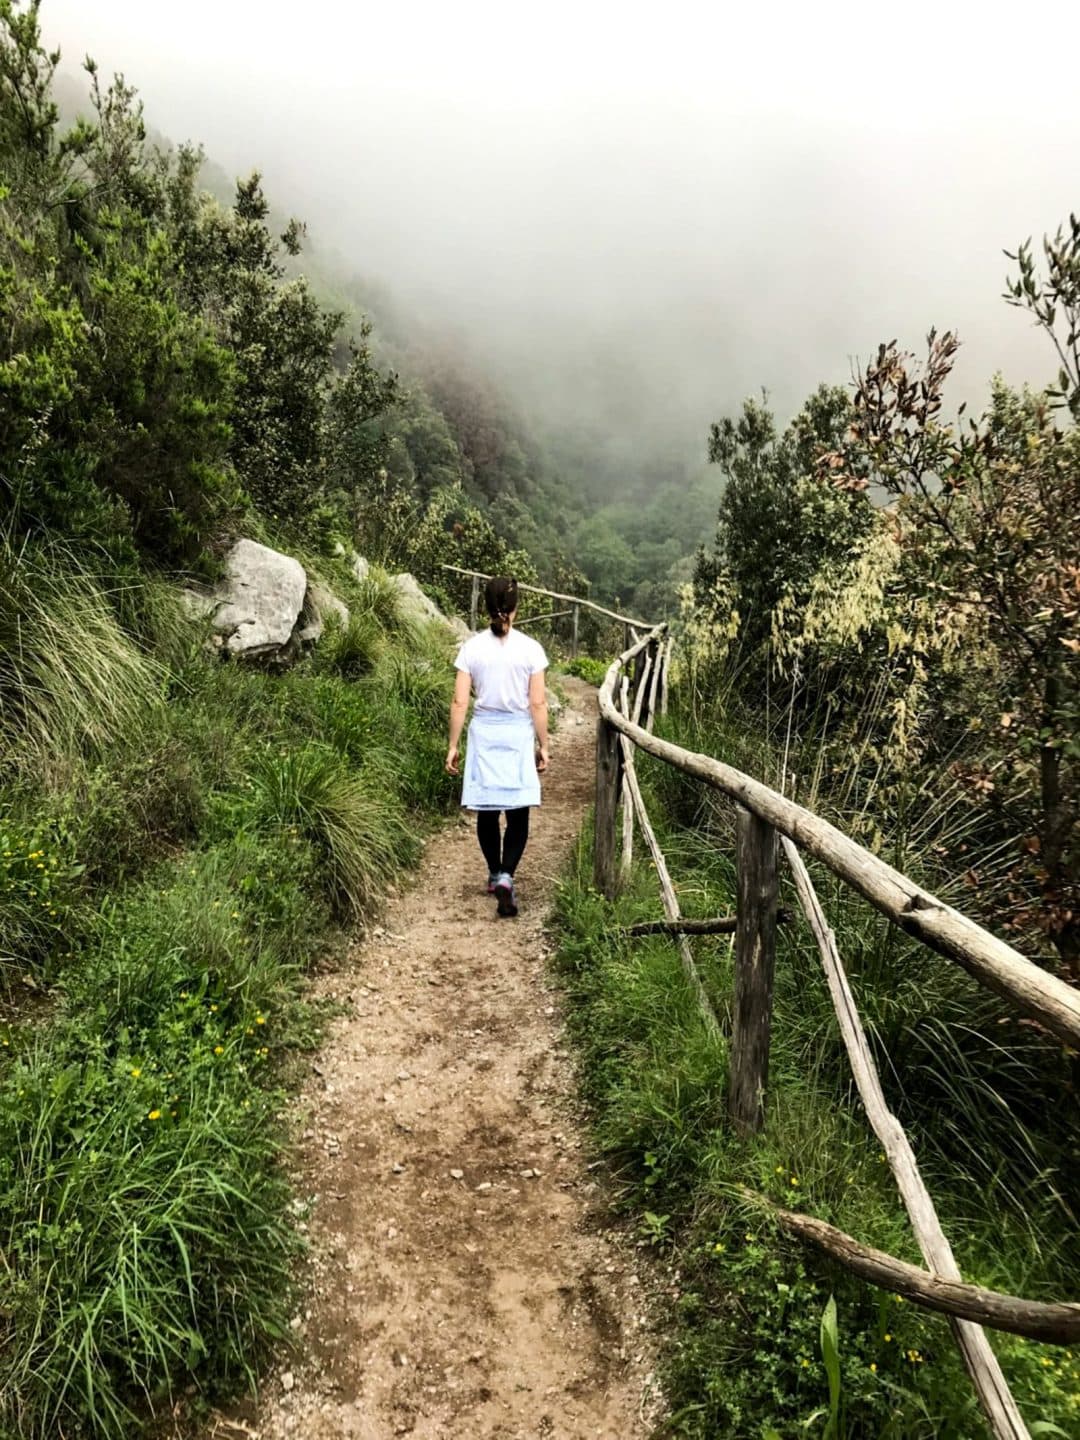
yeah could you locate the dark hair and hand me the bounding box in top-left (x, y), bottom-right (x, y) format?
top-left (485, 576), bottom-right (518, 636)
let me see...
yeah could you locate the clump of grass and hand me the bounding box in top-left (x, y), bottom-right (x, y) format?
top-left (249, 742), bottom-right (414, 918)
top-left (354, 567), bottom-right (409, 635)
top-left (0, 542), bottom-right (161, 770)
top-left (0, 1008), bottom-right (297, 1438)
top-left (314, 609), bottom-right (385, 679)
top-left (375, 648), bottom-right (450, 729)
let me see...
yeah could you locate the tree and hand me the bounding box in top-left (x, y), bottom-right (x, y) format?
top-left (696, 385), bottom-right (873, 657)
top-left (828, 313), bottom-right (1079, 966)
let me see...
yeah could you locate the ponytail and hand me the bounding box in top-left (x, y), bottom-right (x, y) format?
top-left (484, 576), bottom-right (518, 636)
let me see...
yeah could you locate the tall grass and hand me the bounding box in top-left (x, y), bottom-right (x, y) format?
top-left (0, 542), bottom-right (161, 769)
top-left (0, 544), bottom-right (459, 1434)
top-left (249, 742), bottom-right (414, 918)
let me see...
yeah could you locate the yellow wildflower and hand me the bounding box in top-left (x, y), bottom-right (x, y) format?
top-left (148, 1110), bottom-right (161, 1121)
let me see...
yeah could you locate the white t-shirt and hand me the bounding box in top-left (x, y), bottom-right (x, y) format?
top-left (454, 627), bottom-right (548, 715)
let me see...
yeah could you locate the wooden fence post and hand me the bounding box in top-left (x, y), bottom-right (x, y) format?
top-left (729, 806), bottom-right (779, 1135)
top-left (470, 573), bottom-right (480, 632)
top-left (659, 638), bottom-right (670, 717)
top-left (571, 602), bottom-right (579, 659)
top-left (594, 714), bottom-right (622, 899)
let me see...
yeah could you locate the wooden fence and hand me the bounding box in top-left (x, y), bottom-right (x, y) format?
top-left (438, 564), bottom-right (652, 656)
top-left (595, 623), bottom-right (1080, 1440)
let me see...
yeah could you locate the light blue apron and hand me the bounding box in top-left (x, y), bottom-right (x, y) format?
top-left (462, 711), bottom-right (541, 811)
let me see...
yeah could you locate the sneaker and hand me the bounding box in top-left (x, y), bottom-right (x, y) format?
top-left (486, 873), bottom-right (498, 895)
top-left (493, 872), bottom-right (518, 918)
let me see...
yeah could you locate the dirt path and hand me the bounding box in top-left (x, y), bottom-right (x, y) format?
top-left (212, 678), bottom-right (660, 1440)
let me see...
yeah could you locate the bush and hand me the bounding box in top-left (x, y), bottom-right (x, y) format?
top-left (248, 742), bottom-right (413, 919)
top-left (0, 543), bottom-right (161, 770)
top-left (560, 654), bottom-right (608, 687)
top-left (0, 1020), bottom-right (296, 1439)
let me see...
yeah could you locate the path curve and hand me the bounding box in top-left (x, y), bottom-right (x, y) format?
top-left (211, 677), bottom-right (659, 1439)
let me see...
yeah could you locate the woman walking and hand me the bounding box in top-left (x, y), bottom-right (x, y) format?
top-left (446, 577), bottom-right (549, 917)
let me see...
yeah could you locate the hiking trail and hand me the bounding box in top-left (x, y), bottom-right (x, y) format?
top-left (210, 677), bottom-right (661, 1439)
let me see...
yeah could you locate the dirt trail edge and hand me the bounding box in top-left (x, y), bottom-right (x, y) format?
top-left (212, 677), bottom-right (661, 1440)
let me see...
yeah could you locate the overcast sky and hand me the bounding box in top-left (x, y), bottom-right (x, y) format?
top-left (40, 0), bottom-right (1080, 468)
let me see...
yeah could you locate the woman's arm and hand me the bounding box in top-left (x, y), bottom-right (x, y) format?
top-left (445, 669), bottom-right (472, 774)
top-left (529, 670), bottom-right (549, 772)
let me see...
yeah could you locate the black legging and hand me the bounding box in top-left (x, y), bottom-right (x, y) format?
top-left (477, 808), bottom-right (530, 877)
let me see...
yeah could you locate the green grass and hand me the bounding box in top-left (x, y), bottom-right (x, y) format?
top-left (557, 654), bottom-right (608, 687)
top-left (0, 543), bottom-right (459, 1436)
top-left (551, 712), bottom-right (1080, 1437)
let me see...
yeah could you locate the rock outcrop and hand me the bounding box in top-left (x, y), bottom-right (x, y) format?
top-left (211, 540), bottom-right (308, 660)
top-left (182, 541), bottom-right (469, 663)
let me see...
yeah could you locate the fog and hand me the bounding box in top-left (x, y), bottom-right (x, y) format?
top-left (41, 0), bottom-right (1080, 471)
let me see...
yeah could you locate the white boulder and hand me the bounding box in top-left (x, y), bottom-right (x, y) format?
top-left (212, 539), bottom-right (308, 660)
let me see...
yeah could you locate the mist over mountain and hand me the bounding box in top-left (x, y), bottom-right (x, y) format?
top-left (39, 1), bottom-right (1080, 494)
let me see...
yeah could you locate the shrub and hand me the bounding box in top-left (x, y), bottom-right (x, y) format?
top-left (0, 543), bottom-right (161, 770)
top-left (313, 609), bottom-right (384, 680)
top-left (248, 742), bottom-right (413, 918)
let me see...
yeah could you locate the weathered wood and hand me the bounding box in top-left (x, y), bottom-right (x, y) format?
top-left (571, 602), bottom-right (579, 659)
top-left (782, 838), bottom-right (1029, 1439)
top-left (440, 563), bottom-right (655, 631)
top-left (622, 653), bottom-right (656, 883)
top-left (624, 910), bottom-right (790, 937)
top-left (469, 572), bottom-right (480, 632)
top-left (594, 713), bottom-right (622, 900)
top-left (619, 678), bottom-right (634, 884)
top-left (740, 1191), bottom-right (1080, 1346)
top-left (620, 747), bottom-right (720, 1033)
top-left (515, 609), bottom-right (574, 628)
top-left (596, 659), bottom-right (1080, 1048)
top-left (729, 808), bottom-right (779, 1135)
top-left (645, 637), bottom-right (664, 733)
top-left (625, 916), bottom-right (738, 936)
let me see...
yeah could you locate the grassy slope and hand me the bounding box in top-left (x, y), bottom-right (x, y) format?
top-left (0, 549), bottom-right (458, 1438)
top-left (550, 698), bottom-right (1079, 1438)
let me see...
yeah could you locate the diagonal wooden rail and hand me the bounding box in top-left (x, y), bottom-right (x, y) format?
top-left (439, 564), bottom-right (653, 656)
top-left (589, 621), bottom-right (1080, 1440)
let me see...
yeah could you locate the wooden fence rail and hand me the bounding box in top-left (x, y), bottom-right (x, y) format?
top-left (591, 621), bottom-right (1080, 1440)
top-left (439, 563), bottom-right (653, 657)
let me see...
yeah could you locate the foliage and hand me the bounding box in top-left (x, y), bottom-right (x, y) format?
top-left (695, 386), bottom-right (874, 660)
top-left (1004, 213), bottom-right (1080, 421)
top-left (551, 733), bottom-right (1079, 1438)
top-left (690, 221), bottom-right (1080, 967)
top-left (560, 654), bottom-right (609, 687)
top-left (822, 333), bottom-right (1080, 964)
top-left (1, 5), bottom-right (401, 565)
